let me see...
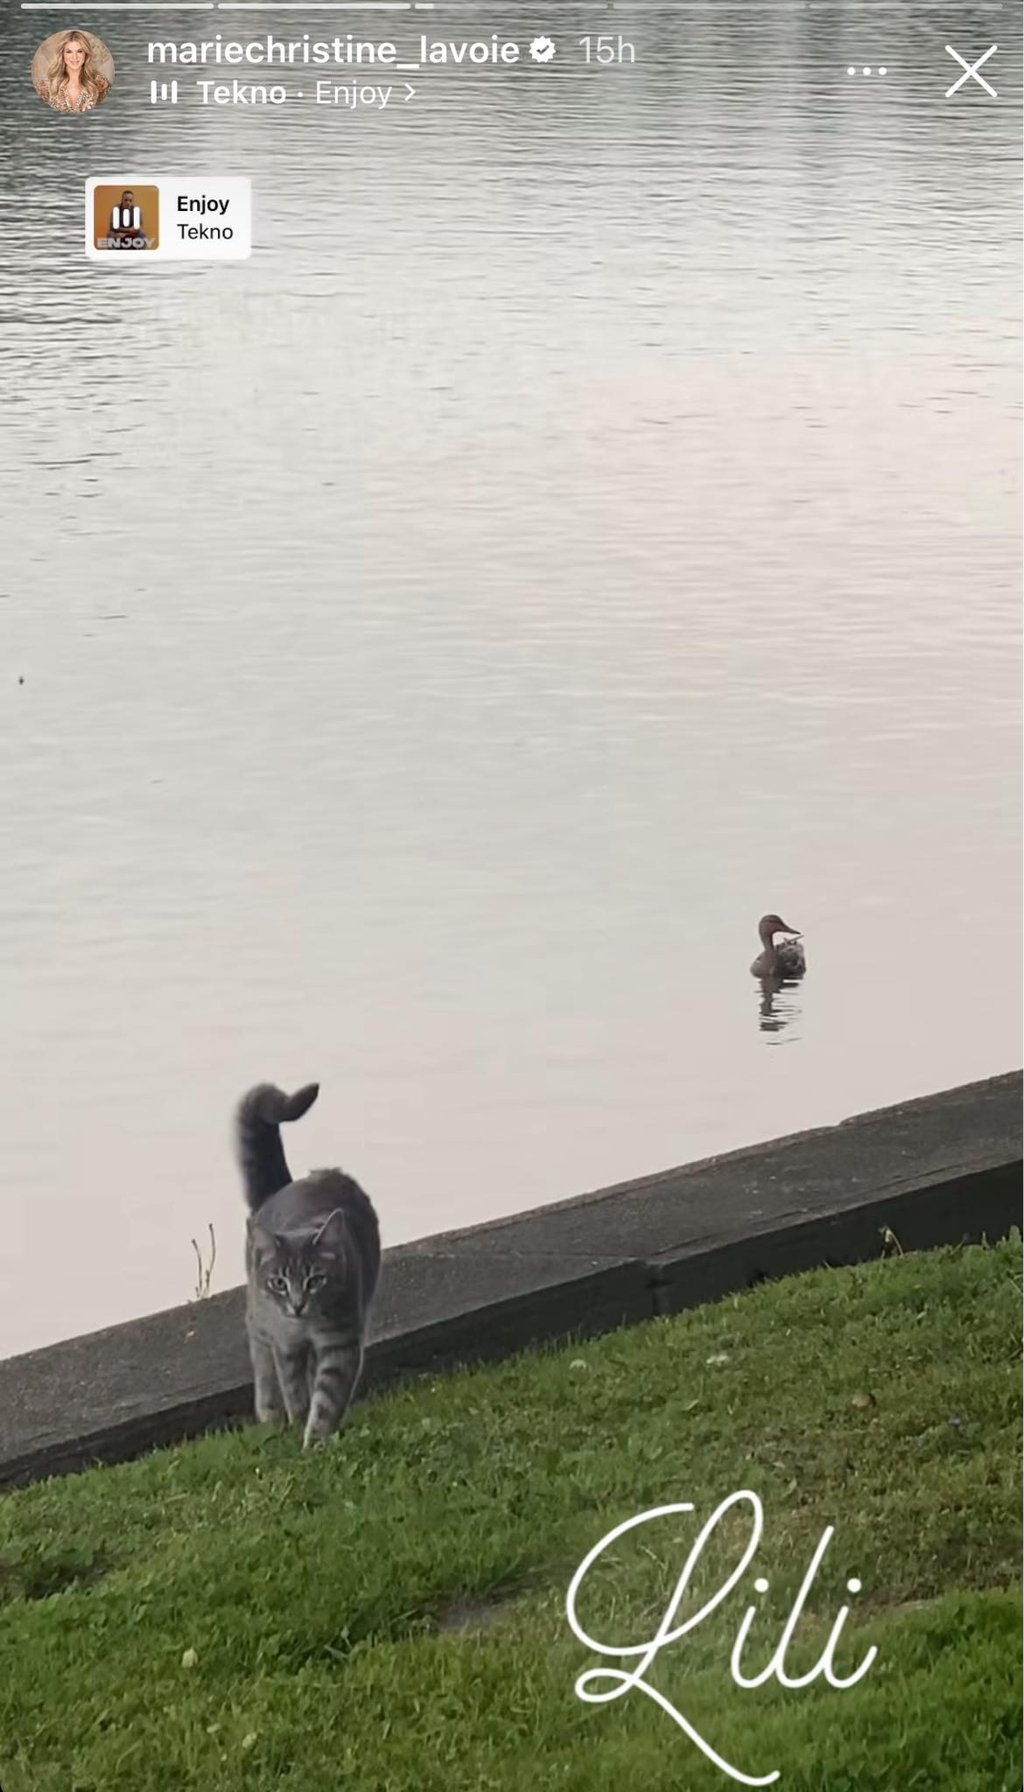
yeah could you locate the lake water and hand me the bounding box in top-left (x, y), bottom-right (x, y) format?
top-left (1, 5), bottom-right (1020, 1357)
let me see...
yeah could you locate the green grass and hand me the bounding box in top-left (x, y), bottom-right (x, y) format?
top-left (0, 1237), bottom-right (1020, 1792)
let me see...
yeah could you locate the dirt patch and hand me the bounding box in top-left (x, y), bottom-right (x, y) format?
top-left (435, 1592), bottom-right (521, 1635)
top-left (0, 1547), bottom-right (113, 1603)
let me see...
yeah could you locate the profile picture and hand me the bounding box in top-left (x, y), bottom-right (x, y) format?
top-left (92, 184), bottom-right (160, 252)
top-left (32, 27), bottom-right (114, 115)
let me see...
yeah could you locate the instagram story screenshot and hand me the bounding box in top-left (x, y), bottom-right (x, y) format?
top-left (0, 2), bottom-right (1021, 1788)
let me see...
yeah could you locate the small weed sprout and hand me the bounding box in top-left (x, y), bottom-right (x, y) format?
top-left (191, 1224), bottom-right (217, 1300)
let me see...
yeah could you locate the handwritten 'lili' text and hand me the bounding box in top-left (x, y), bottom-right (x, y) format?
top-left (565, 1490), bottom-right (877, 1786)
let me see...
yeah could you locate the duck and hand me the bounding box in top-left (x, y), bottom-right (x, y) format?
top-left (751, 914), bottom-right (806, 979)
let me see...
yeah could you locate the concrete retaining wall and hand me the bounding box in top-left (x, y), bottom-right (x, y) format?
top-left (0, 1071), bottom-right (1019, 1490)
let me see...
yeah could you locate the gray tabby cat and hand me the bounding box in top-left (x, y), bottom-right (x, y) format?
top-left (236, 1081), bottom-right (381, 1449)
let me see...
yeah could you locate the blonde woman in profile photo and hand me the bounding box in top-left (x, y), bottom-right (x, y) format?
top-left (34, 28), bottom-right (113, 114)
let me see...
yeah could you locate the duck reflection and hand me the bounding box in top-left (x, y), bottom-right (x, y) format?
top-left (757, 973), bottom-right (802, 1037)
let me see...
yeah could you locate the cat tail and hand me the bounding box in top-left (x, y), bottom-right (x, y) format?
top-left (235, 1081), bottom-right (320, 1211)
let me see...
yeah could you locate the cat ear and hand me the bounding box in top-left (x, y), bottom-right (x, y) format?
top-left (249, 1222), bottom-right (283, 1263)
top-left (311, 1207), bottom-right (347, 1252)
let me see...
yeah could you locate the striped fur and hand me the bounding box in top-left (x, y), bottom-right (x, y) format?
top-left (236, 1082), bottom-right (381, 1448)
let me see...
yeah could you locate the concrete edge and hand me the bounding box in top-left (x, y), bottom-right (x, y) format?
top-left (393, 1071), bottom-right (1023, 1253)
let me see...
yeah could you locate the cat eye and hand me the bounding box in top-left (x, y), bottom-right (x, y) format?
top-left (267, 1273), bottom-right (288, 1293)
top-left (305, 1271), bottom-right (326, 1290)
